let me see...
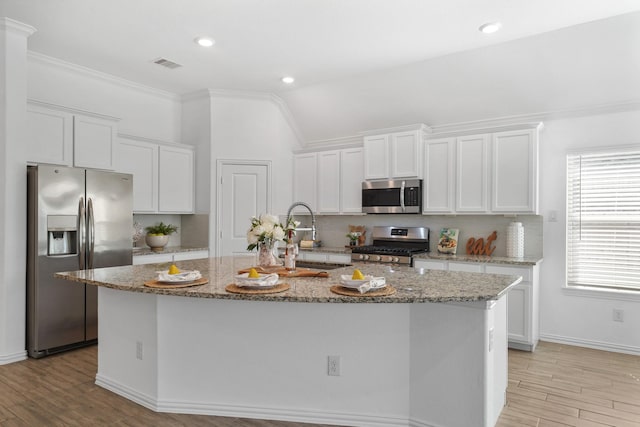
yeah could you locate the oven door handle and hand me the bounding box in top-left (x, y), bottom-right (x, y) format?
top-left (400, 180), bottom-right (406, 212)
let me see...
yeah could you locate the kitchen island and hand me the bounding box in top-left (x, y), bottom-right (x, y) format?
top-left (56, 256), bottom-right (521, 427)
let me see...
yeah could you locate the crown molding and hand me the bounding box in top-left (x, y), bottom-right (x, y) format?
top-left (359, 123), bottom-right (431, 136)
top-left (118, 133), bottom-right (189, 148)
top-left (28, 98), bottom-right (121, 121)
top-left (28, 51), bottom-right (181, 102)
top-left (430, 100), bottom-right (640, 135)
top-left (298, 135), bottom-right (363, 153)
top-left (0, 18), bottom-right (36, 37)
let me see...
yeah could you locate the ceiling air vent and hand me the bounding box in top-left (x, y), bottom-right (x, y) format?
top-left (152, 57), bottom-right (182, 69)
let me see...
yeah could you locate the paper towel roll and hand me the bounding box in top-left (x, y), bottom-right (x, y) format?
top-left (506, 222), bottom-right (524, 258)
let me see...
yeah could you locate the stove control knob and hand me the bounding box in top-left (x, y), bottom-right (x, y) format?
top-left (363, 254), bottom-right (370, 260)
top-left (358, 254), bottom-right (365, 260)
top-left (373, 255), bottom-right (381, 261)
top-left (393, 257), bottom-right (400, 263)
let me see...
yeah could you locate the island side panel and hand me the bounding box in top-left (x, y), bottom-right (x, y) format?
top-left (95, 287), bottom-right (159, 407)
top-left (154, 297), bottom-right (411, 426)
top-left (408, 298), bottom-right (508, 427)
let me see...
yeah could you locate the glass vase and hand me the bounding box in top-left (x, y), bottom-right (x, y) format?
top-left (257, 239), bottom-right (280, 267)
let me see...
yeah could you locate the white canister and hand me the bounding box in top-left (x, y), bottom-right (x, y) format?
top-left (506, 222), bottom-right (524, 258)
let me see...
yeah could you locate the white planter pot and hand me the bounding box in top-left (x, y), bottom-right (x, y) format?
top-left (145, 234), bottom-right (169, 252)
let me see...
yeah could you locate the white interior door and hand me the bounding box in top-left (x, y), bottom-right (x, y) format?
top-left (218, 162), bottom-right (270, 256)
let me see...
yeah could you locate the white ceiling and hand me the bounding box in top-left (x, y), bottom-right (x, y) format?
top-left (2, 0), bottom-right (640, 141)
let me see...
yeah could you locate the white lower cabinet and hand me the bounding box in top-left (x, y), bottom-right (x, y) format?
top-left (297, 251), bottom-right (351, 264)
top-left (414, 259), bottom-right (539, 351)
top-left (133, 250), bottom-right (209, 265)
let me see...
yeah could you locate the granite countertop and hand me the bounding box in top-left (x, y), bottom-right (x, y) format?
top-left (133, 246), bottom-right (209, 256)
top-left (55, 256), bottom-right (521, 304)
top-left (414, 253), bottom-right (543, 266)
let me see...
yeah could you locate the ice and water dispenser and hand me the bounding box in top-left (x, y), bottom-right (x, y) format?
top-left (47, 215), bottom-right (78, 256)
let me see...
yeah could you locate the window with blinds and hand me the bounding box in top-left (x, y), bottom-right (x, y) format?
top-left (567, 148), bottom-right (640, 291)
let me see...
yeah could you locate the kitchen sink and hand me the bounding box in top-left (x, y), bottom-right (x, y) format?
top-left (293, 261), bottom-right (351, 270)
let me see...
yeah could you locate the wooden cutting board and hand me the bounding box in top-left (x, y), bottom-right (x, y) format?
top-left (237, 266), bottom-right (329, 278)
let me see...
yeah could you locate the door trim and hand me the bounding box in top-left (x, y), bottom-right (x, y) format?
top-left (215, 159), bottom-right (272, 257)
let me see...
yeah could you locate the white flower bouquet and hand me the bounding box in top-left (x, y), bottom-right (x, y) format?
top-left (246, 214), bottom-right (300, 251)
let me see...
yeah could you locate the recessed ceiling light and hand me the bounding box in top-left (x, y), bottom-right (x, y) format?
top-left (195, 37), bottom-right (215, 47)
top-left (479, 22), bottom-right (502, 34)
top-left (282, 76), bottom-right (295, 84)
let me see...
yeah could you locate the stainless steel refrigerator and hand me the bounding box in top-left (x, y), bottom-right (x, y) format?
top-left (27, 164), bottom-right (132, 358)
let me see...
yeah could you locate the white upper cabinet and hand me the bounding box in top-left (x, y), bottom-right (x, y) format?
top-left (340, 147), bottom-right (364, 213)
top-left (456, 134), bottom-right (490, 213)
top-left (363, 135), bottom-right (389, 180)
top-left (158, 145), bottom-right (194, 213)
top-left (423, 125), bottom-right (540, 215)
top-left (363, 126), bottom-right (427, 180)
top-left (293, 153), bottom-right (318, 209)
top-left (293, 148), bottom-right (363, 214)
top-left (390, 131), bottom-right (422, 178)
top-left (73, 115), bottom-right (117, 170)
top-left (491, 129), bottom-right (538, 213)
top-left (26, 103), bottom-right (73, 166)
top-left (117, 139), bottom-right (158, 212)
top-left (317, 150), bottom-right (341, 213)
top-left (117, 137), bottom-right (194, 214)
top-left (27, 101), bottom-right (118, 170)
top-left (423, 137), bottom-right (455, 213)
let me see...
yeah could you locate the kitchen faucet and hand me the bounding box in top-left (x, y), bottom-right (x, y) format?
top-left (286, 201), bottom-right (318, 244)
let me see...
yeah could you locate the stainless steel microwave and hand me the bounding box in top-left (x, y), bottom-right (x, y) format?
top-left (361, 179), bottom-right (422, 214)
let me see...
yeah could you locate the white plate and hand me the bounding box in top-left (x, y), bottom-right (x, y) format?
top-left (234, 273), bottom-right (279, 288)
top-left (339, 275), bottom-right (386, 289)
top-left (157, 270), bottom-right (202, 283)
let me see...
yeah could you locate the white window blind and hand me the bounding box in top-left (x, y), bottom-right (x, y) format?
top-left (567, 148), bottom-right (640, 291)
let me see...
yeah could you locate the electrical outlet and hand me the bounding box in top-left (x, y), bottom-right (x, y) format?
top-left (136, 341), bottom-right (143, 360)
top-left (613, 309), bottom-right (624, 322)
top-left (489, 328), bottom-right (494, 352)
top-left (328, 355), bottom-right (341, 376)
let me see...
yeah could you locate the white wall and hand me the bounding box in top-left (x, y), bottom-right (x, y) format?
top-left (538, 110), bottom-right (640, 354)
top-left (28, 53), bottom-right (182, 143)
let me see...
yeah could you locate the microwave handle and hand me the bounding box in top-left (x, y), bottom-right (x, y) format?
top-left (400, 180), bottom-right (405, 212)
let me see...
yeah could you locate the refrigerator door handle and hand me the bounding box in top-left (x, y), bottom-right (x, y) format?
top-left (78, 197), bottom-right (86, 270)
top-left (88, 197), bottom-right (95, 269)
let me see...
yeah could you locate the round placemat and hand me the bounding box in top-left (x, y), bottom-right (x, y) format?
top-left (225, 283), bottom-right (290, 294)
top-left (144, 278), bottom-right (208, 289)
top-left (330, 285), bottom-right (397, 297)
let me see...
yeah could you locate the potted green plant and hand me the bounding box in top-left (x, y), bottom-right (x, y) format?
top-left (145, 222), bottom-right (178, 252)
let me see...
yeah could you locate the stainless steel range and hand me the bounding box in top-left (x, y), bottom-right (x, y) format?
top-left (350, 226), bottom-right (430, 266)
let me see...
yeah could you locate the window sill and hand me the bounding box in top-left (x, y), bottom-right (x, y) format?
top-left (562, 285), bottom-right (640, 302)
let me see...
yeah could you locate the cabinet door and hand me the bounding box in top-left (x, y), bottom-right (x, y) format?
top-left (340, 148), bottom-right (364, 213)
top-left (117, 139), bottom-right (158, 213)
top-left (317, 151), bottom-right (341, 213)
top-left (390, 130), bottom-right (421, 178)
top-left (293, 153), bottom-right (318, 208)
top-left (363, 135), bottom-right (389, 179)
top-left (505, 283), bottom-right (531, 344)
top-left (414, 259), bottom-right (447, 271)
top-left (491, 129), bottom-right (538, 213)
top-left (158, 145), bottom-right (194, 213)
top-left (456, 134), bottom-right (489, 212)
top-left (423, 138), bottom-right (455, 213)
top-left (449, 262), bottom-right (484, 273)
top-left (26, 104), bottom-right (73, 166)
top-left (73, 115), bottom-right (117, 170)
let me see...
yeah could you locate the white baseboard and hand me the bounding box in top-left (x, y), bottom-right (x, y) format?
top-left (95, 373), bottom-right (409, 427)
top-left (539, 334), bottom-right (640, 356)
top-left (0, 350), bottom-right (27, 365)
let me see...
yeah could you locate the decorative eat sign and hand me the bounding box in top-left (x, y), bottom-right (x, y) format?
top-left (466, 231), bottom-right (497, 256)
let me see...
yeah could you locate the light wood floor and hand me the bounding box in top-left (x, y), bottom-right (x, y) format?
top-left (0, 341), bottom-right (638, 426)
